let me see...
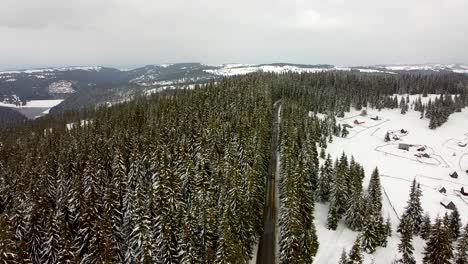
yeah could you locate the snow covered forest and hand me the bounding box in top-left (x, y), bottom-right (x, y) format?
top-left (1, 71), bottom-right (468, 263)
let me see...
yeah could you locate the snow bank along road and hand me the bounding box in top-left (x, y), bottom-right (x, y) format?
top-left (256, 100), bottom-right (281, 264)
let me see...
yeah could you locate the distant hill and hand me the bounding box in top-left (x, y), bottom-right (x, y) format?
top-left (0, 106), bottom-right (27, 128)
top-left (1, 62), bottom-right (467, 116)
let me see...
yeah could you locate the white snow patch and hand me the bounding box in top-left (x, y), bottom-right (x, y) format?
top-left (48, 80), bottom-right (75, 94)
top-left (314, 102), bottom-right (468, 263)
top-left (0, 99), bottom-right (63, 108)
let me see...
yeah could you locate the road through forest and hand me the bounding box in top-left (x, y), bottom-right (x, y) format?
top-left (256, 100), bottom-right (281, 264)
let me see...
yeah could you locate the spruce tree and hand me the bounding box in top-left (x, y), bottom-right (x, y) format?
top-left (423, 216), bottom-right (453, 264)
top-left (348, 238), bottom-right (364, 264)
top-left (317, 155), bottom-right (334, 202)
top-left (398, 217), bottom-right (415, 264)
top-left (338, 248), bottom-right (348, 264)
top-left (420, 213), bottom-right (432, 240)
top-left (327, 201), bottom-right (338, 230)
top-left (341, 126), bottom-right (349, 138)
top-left (345, 191), bottom-right (366, 231)
top-left (398, 179), bottom-right (424, 235)
top-left (450, 207), bottom-right (461, 240)
top-left (454, 224), bottom-right (468, 264)
top-left (361, 207), bottom-right (381, 253)
top-left (368, 167), bottom-right (383, 213)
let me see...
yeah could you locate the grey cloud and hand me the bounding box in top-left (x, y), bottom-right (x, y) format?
top-left (0, 0), bottom-right (467, 69)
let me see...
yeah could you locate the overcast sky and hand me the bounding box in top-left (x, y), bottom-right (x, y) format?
top-left (1, 0), bottom-right (467, 69)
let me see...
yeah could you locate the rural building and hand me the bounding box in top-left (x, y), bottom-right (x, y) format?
top-left (353, 120), bottom-right (364, 125)
top-left (450, 171), bottom-right (459, 179)
top-left (398, 143), bottom-right (411, 151)
top-left (440, 199), bottom-right (456, 210)
top-left (461, 187), bottom-right (468, 196)
top-left (438, 187), bottom-right (447, 194)
top-left (417, 146), bottom-right (426, 152)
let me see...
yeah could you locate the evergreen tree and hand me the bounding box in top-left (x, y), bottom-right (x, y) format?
top-left (368, 167), bottom-right (383, 213)
top-left (423, 216), bottom-right (453, 264)
top-left (345, 191), bottom-right (366, 231)
top-left (348, 238), bottom-right (363, 264)
top-left (450, 207), bottom-right (461, 240)
top-left (317, 155), bottom-right (335, 202)
top-left (398, 217), bottom-right (415, 264)
top-left (338, 248), bottom-right (348, 264)
top-left (341, 126), bottom-right (349, 138)
top-left (327, 201), bottom-right (338, 230)
top-left (398, 179), bottom-right (424, 235)
top-left (361, 214), bottom-right (378, 253)
top-left (420, 214), bottom-right (432, 240)
top-left (454, 224), bottom-right (468, 264)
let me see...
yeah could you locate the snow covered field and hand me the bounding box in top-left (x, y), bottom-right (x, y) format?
top-left (314, 101), bottom-right (468, 263)
top-left (0, 99), bottom-right (63, 119)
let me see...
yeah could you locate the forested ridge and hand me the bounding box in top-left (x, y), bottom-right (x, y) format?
top-left (0, 71), bottom-right (467, 263)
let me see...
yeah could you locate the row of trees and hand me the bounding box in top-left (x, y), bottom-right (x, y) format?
top-left (396, 179), bottom-right (468, 264)
top-left (317, 154), bottom-right (391, 254)
top-left (0, 79), bottom-right (273, 263)
top-left (279, 101), bottom-right (320, 263)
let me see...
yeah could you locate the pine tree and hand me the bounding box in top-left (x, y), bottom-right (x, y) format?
top-left (327, 201), bottom-right (338, 230)
top-left (368, 167), bottom-right (382, 213)
top-left (423, 216), bottom-right (453, 264)
top-left (384, 132), bottom-right (391, 142)
top-left (0, 213), bottom-right (18, 264)
top-left (348, 238), bottom-right (363, 264)
top-left (338, 248), bottom-right (348, 264)
top-left (420, 214), bottom-right (432, 240)
top-left (361, 208), bottom-right (379, 253)
top-left (333, 154), bottom-right (349, 217)
top-left (398, 217), bottom-right (415, 264)
top-left (398, 179), bottom-right (424, 235)
top-left (320, 148), bottom-right (326, 159)
top-left (317, 155), bottom-right (334, 202)
top-left (449, 207), bottom-right (461, 240)
top-left (341, 126), bottom-right (349, 138)
top-left (385, 216), bottom-right (392, 237)
top-left (345, 191), bottom-right (366, 231)
top-left (454, 224), bottom-right (468, 264)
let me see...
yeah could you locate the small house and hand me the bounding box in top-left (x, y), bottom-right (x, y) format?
top-left (417, 146), bottom-right (426, 152)
top-left (439, 187), bottom-right (447, 194)
top-left (440, 199), bottom-right (456, 210)
top-left (353, 120), bottom-right (364, 125)
top-left (461, 187), bottom-right (468, 196)
top-left (450, 171), bottom-right (459, 179)
top-left (398, 143), bottom-right (411, 151)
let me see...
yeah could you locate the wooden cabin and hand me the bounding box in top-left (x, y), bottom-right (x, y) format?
top-left (440, 199), bottom-right (456, 210)
top-left (398, 143), bottom-right (411, 151)
top-left (461, 187), bottom-right (468, 196)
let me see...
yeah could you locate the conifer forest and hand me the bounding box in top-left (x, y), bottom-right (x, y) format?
top-left (1, 71), bottom-right (468, 263)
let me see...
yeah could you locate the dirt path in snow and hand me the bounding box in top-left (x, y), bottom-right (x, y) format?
top-left (256, 100), bottom-right (281, 264)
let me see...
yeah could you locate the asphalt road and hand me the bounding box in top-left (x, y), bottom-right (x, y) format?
top-left (256, 100), bottom-right (281, 264)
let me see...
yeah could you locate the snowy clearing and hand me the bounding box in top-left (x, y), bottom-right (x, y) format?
top-left (0, 99), bottom-right (64, 108)
top-left (314, 103), bottom-right (468, 263)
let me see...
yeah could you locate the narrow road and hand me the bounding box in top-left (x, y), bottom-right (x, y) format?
top-left (256, 100), bottom-right (281, 264)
